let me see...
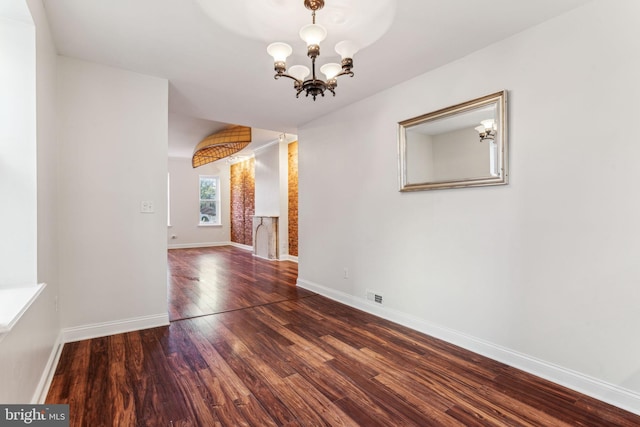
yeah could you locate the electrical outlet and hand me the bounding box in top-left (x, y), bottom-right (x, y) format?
top-left (343, 268), bottom-right (349, 279)
top-left (140, 200), bottom-right (154, 213)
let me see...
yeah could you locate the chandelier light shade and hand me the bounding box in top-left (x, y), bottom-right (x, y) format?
top-left (299, 23), bottom-right (327, 46)
top-left (267, 0), bottom-right (358, 100)
top-left (192, 125), bottom-right (252, 168)
top-left (266, 43), bottom-right (292, 63)
top-left (288, 65), bottom-right (310, 81)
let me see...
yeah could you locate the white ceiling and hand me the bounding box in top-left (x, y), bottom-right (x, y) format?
top-left (41, 0), bottom-right (591, 157)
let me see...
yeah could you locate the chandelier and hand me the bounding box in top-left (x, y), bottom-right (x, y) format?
top-left (267, 0), bottom-right (358, 101)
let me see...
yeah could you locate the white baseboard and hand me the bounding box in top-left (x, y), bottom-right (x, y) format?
top-left (252, 254), bottom-right (277, 261)
top-left (62, 313), bottom-right (170, 343)
top-left (168, 241), bottom-right (231, 250)
top-left (229, 242), bottom-right (253, 252)
top-left (168, 242), bottom-right (256, 251)
top-left (33, 314), bottom-right (169, 403)
top-left (249, 252), bottom-right (298, 262)
top-left (229, 243), bottom-right (297, 262)
top-left (297, 278), bottom-right (640, 416)
top-left (33, 331), bottom-right (64, 404)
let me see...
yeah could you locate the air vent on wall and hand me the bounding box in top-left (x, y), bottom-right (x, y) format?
top-left (366, 290), bottom-right (383, 305)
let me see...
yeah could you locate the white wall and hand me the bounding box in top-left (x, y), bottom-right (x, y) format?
top-left (0, 0), bottom-right (61, 404)
top-left (255, 142), bottom-right (281, 216)
top-left (57, 57), bottom-right (169, 331)
top-left (298, 0), bottom-right (640, 413)
top-left (168, 157), bottom-right (230, 248)
top-left (254, 140), bottom-right (291, 258)
top-left (0, 6), bottom-right (36, 286)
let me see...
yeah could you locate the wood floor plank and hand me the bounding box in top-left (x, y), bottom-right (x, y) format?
top-left (136, 328), bottom-right (191, 426)
top-left (283, 344), bottom-right (415, 426)
top-left (573, 397), bottom-right (640, 427)
top-left (45, 246), bottom-right (640, 426)
top-left (252, 305), bottom-right (335, 362)
top-left (325, 356), bottom-right (451, 426)
top-left (213, 338), bottom-right (299, 425)
top-left (83, 338), bottom-right (112, 425)
top-left (167, 247), bottom-right (312, 321)
top-left (167, 352), bottom-right (223, 427)
top-left (285, 373), bottom-right (359, 427)
top-left (320, 334), bottom-right (459, 422)
top-left (246, 353), bottom-right (329, 426)
top-left (49, 340), bottom-right (90, 426)
top-left (107, 334), bottom-right (137, 427)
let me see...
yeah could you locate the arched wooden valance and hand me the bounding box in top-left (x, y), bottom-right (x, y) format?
top-left (192, 125), bottom-right (252, 168)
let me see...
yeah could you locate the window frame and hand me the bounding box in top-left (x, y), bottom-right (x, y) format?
top-left (198, 175), bottom-right (221, 226)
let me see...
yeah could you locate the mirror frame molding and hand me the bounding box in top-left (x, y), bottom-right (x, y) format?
top-left (398, 90), bottom-right (508, 192)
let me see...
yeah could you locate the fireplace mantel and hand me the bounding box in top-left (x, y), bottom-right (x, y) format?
top-left (252, 216), bottom-right (278, 260)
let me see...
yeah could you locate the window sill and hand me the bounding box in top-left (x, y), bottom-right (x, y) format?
top-left (198, 224), bottom-right (222, 227)
top-left (0, 283), bottom-right (47, 337)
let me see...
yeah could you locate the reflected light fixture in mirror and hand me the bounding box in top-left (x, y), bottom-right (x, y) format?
top-left (475, 119), bottom-right (497, 142)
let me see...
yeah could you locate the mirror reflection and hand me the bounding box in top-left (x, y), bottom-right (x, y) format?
top-left (399, 91), bottom-right (507, 191)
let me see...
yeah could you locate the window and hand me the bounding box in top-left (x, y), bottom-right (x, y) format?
top-left (199, 175), bottom-right (220, 225)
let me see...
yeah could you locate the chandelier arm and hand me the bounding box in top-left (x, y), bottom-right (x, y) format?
top-left (274, 73), bottom-right (303, 85)
top-left (334, 70), bottom-right (355, 79)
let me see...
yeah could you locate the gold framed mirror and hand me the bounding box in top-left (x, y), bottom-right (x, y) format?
top-left (398, 91), bottom-right (508, 191)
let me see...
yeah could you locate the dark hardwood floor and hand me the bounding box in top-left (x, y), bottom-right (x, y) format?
top-left (46, 246), bottom-right (640, 426)
top-left (166, 246), bottom-right (311, 321)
